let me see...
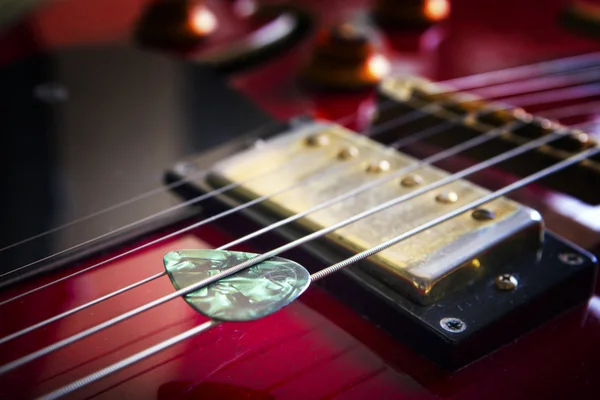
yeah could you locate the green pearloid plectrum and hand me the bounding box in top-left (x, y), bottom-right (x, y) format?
top-left (163, 249), bottom-right (311, 322)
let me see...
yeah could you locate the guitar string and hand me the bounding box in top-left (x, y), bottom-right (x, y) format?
top-left (38, 144), bottom-right (600, 400)
top-left (0, 117), bottom-right (582, 375)
top-left (0, 53), bottom-right (596, 368)
top-left (574, 120), bottom-right (598, 130)
top-left (0, 107), bottom-right (520, 344)
top-left (0, 80), bottom-right (443, 276)
top-left (0, 144), bottom-right (364, 306)
top-left (0, 50), bottom-right (596, 394)
top-left (0, 79), bottom-right (594, 341)
top-left (4, 66), bottom-right (587, 281)
top-left (0, 51), bottom-right (596, 257)
top-left (0, 133), bottom-right (366, 281)
top-left (437, 52), bottom-right (600, 89)
top-left (7, 61), bottom-right (588, 318)
top-left (16, 52), bottom-right (587, 296)
top-left (542, 100), bottom-right (600, 120)
top-left (0, 121), bottom-right (279, 254)
top-left (499, 83), bottom-right (600, 108)
top-left (0, 93), bottom-right (471, 306)
top-left (468, 65), bottom-right (600, 99)
top-left (1, 51), bottom-right (597, 291)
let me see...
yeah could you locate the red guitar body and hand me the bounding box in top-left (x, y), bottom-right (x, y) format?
top-left (1, 0), bottom-right (600, 398)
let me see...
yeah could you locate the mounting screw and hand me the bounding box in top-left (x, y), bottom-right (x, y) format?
top-left (305, 133), bottom-right (330, 147)
top-left (559, 253), bottom-right (585, 266)
top-left (436, 191), bottom-right (458, 204)
top-left (472, 208), bottom-right (496, 221)
top-left (495, 273), bottom-right (518, 291)
top-left (440, 317), bottom-right (466, 333)
top-left (400, 174), bottom-right (423, 187)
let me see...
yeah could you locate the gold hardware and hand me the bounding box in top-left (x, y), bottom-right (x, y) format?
top-left (495, 274), bottom-right (518, 291)
top-left (207, 122), bottom-right (542, 305)
top-left (472, 208), bottom-right (496, 221)
top-left (376, 75), bottom-right (600, 203)
top-left (337, 146), bottom-right (359, 160)
top-left (305, 134), bottom-right (330, 147)
top-left (436, 191), bottom-right (458, 204)
top-left (400, 174), bottom-right (423, 187)
top-left (366, 160), bottom-right (391, 173)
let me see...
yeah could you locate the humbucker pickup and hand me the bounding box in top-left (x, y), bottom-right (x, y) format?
top-left (167, 114), bottom-right (596, 369)
top-left (204, 122), bottom-right (542, 305)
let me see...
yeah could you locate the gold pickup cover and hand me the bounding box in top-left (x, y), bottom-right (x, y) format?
top-left (206, 122), bottom-right (542, 305)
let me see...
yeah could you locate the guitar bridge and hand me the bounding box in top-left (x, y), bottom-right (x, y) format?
top-left (374, 76), bottom-right (600, 204)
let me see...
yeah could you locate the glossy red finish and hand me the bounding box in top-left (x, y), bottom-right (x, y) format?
top-left (1, 0), bottom-right (600, 399)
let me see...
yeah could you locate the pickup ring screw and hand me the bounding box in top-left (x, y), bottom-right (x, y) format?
top-left (440, 317), bottom-right (466, 333)
top-left (495, 273), bottom-right (518, 291)
top-left (559, 253), bottom-right (584, 266)
top-left (472, 208), bottom-right (495, 221)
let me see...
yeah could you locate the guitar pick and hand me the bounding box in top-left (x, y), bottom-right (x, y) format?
top-left (163, 249), bottom-right (311, 322)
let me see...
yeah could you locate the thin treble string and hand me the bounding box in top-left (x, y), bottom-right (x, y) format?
top-left (0, 86), bottom-right (439, 280)
top-left (0, 99), bottom-right (455, 307)
top-left (0, 85), bottom-right (530, 342)
top-left (0, 121), bottom-right (573, 375)
top-left (0, 141), bottom-right (353, 281)
top-left (437, 52), bottom-right (600, 90)
top-left (386, 90), bottom-right (600, 149)
top-left (367, 66), bottom-right (600, 141)
top-left (0, 121), bottom-right (280, 255)
top-left (3, 51), bottom-right (597, 258)
top-left (0, 100), bottom-right (488, 342)
top-left (0, 167), bottom-right (204, 253)
top-left (541, 100), bottom-right (600, 120)
top-left (38, 320), bottom-right (222, 400)
top-left (310, 146), bottom-right (600, 279)
top-left (115, 127), bottom-right (569, 298)
top-left (573, 120), bottom-right (599, 130)
top-left (38, 145), bottom-right (600, 400)
top-left (3, 83), bottom-right (593, 343)
top-left (0, 79), bottom-right (528, 338)
top-left (3, 51), bottom-right (599, 349)
top-left (0, 117), bottom-right (517, 345)
top-left (0, 146), bottom-right (365, 307)
top-left (218, 120), bottom-right (521, 250)
top-left (9, 50), bottom-right (600, 390)
top-left (38, 319), bottom-right (222, 400)
top-left (3, 51), bottom-right (597, 274)
top-left (469, 66), bottom-right (600, 99)
top-left (3, 68), bottom-right (595, 337)
top-left (499, 83), bottom-right (600, 108)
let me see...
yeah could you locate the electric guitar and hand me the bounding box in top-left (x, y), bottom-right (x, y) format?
top-left (1, 0), bottom-right (600, 399)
